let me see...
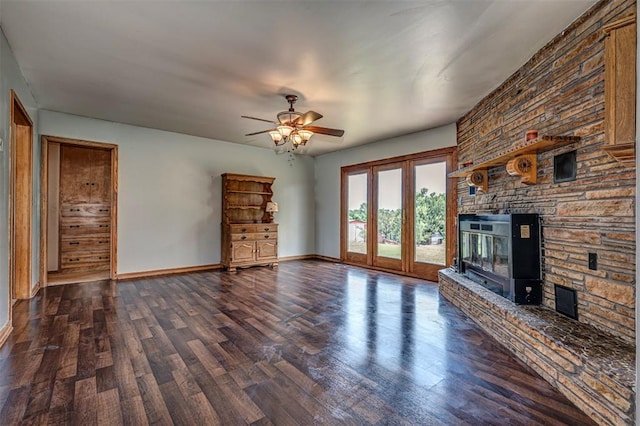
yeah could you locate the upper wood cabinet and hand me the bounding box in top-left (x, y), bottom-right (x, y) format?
top-left (603, 16), bottom-right (637, 165)
top-left (60, 145), bottom-right (111, 203)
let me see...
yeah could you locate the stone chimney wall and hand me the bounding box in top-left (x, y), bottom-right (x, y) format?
top-left (456, 0), bottom-right (636, 342)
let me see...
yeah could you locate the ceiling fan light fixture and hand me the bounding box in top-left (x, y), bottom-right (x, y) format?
top-left (241, 94), bottom-right (344, 156)
top-left (277, 125), bottom-right (294, 138)
top-left (277, 111), bottom-right (302, 125)
top-left (298, 129), bottom-right (313, 144)
top-left (269, 130), bottom-right (283, 145)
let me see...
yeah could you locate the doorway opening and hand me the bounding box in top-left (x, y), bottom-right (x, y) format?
top-left (341, 147), bottom-right (457, 282)
top-left (40, 136), bottom-right (118, 286)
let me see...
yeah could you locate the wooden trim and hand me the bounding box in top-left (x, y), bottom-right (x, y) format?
top-left (372, 162), bottom-right (404, 272)
top-left (111, 144), bottom-right (119, 279)
top-left (10, 90), bottom-right (34, 300)
top-left (40, 135), bottom-right (119, 281)
top-left (0, 321), bottom-right (13, 349)
top-left (341, 166), bottom-right (371, 265)
top-left (602, 15), bottom-right (636, 34)
top-left (116, 264), bottom-right (221, 281)
top-left (447, 148), bottom-right (458, 268)
top-left (10, 90), bottom-right (32, 125)
top-left (39, 137), bottom-right (49, 288)
top-left (40, 135), bottom-right (117, 150)
top-left (342, 146), bottom-right (456, 173)
top-left (278, 254), bottom-right (316, 262)
top-left (313, 254), bottom-right (341, 263)
top-left (340, 260), bottom-right (440, 283)
top-left (30, 281), bottom-right (41, 298)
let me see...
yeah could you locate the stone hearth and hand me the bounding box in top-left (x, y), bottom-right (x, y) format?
top-left (439, 268), bottom-right (635, 426)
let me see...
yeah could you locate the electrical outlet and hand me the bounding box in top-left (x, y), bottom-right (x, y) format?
top-left (588, 252), bottom-right (597, 270)
top-left (0, 138), bottom-right (4, 152)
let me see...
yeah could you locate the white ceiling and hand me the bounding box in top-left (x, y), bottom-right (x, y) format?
top-left (1, 0), bottom-right (597, 156)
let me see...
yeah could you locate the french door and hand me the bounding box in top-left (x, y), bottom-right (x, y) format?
top-left (341, 147), bottom-right (456, 281)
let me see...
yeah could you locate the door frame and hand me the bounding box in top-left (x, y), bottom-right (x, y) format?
top-left (372, 161), bottom-right (405, 272)
top-left (40, 135), bottom-right (119, 286)
top-left (340, 146), bottom-right (457, 281)
top-left (9, 90), bottom-right (34, 301)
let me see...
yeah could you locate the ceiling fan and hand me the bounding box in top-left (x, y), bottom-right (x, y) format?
top-left (242, 94), bottom-right (345, 151)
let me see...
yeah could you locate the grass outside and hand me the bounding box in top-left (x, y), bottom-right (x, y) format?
top-left (348, 241), bottom-right (446, 265)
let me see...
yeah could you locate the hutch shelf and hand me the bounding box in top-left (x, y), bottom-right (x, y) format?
top-left (221, 173), bottom-right (278, 272)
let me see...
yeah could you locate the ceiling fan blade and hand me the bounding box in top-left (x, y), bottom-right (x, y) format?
top-left (245, 129), bottom-right (275, 136)
top-left (303, 125), bottom-right (345, 137)
top-left (241, 115), bottom-right (277, 124)
top-left (295, 110), bottom-right (323, 126)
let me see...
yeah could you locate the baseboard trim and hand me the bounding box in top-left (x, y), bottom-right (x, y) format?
top-left (117, 264), bottom-right (221, 281)
top-left (278, 254), bottom-right (316, 262)
top-left (0, 321), bottom-right (13, 349)
top-left (30, 281), bottom-right (41, 298)
top-left (275, 255), bottom-right (342, 263)
top-left (313, 254), bottom-right (342, 263)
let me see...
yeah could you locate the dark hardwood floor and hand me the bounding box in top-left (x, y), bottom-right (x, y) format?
top-left (0, 260), bottom-right (596, 425)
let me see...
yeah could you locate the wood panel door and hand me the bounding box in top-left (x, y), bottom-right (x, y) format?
top-left (60, 146), bottom-right (110, 203)
top-left (10, 91), bottom-right (34, 300)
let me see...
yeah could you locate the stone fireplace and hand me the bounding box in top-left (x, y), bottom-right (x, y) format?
top-left (438, 0), bottom-right (637, 424)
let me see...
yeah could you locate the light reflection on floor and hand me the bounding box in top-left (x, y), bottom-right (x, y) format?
top-left (340, 269), bottom-right (450, 388)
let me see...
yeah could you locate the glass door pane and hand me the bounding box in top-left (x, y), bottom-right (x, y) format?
top-left (347, 173), bottom-right (368, 255)
top-left (414, 162), bottom-right (446, 266)
top-left (376, 167), bottom-right (402, 261)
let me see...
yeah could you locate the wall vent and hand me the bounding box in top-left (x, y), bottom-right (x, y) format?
top-left (555, 285), bottom-right (578, 320)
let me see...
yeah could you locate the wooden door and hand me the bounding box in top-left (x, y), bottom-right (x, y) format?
top-left (341, 147), bottom-right (457, 281)
top-left (90, 149), bottom-right (111, 203)
top-left (256, 240), bottom-right (277, 260)
top-left (60, 146), bottom-right (92, 203)
top-left (232, 242), bottom-right (255, 263)
top-left (56, 143), bottom-right (114, 276)
top-left (372, 163), bottom-right (404, 271)
top-left (10, 91), bottom-right (33, 300)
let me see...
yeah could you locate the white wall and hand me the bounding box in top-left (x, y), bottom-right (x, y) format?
top-left (313, 124), bottom-right (457, 259)
top-left (39, 110), bottom-right (315, 275)
top-left (0, 28), bottom-right (39, 329)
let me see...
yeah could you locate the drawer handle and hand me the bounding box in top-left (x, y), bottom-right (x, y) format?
top-left (98, 240), bottom-right (109, 244)
top-left (264, 227), bottom-right (270, 231)
top-left (85, 182), bottom-right (90, 186)
top-left (98, 256), bottom-right (108, 260)
top-left (241, 236), bottom-right (247, 240)
top-left (99, 209), bottom-right (109, 212)
top-left (69, 225), bottom-right (80, 228)
top-left (91, 183), bottom-right (96, 186)
top-left (264, 235), bottom-right (270, 239)
top-left (241, 228), bottom-right (247, 233)
top-left (69, 242), bottom-right (80, 245)
top-left (99, 225), bottom-right (109, 228)
top-left (69, 258), bottom-right (80, 262)
top-left (70, 208), bottom-right (80, 212)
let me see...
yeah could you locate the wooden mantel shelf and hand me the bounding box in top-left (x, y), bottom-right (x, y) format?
top-left (449, 135), bottom-right (581, 178)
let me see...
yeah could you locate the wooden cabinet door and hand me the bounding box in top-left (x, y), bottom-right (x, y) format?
top-left (231, 242), bottom-right (255, 263)
top-left (90, 149), bottom-right (111, 202)
top-left (256, 240), bottom-right (277, 260)
top-left (60, 145), bottom-right (93, 203)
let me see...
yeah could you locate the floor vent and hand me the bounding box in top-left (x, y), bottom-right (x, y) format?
top-left (555, 284), bottom-right (578, 320)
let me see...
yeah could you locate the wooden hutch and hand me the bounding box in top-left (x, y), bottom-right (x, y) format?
top-left (221, 173), bottom-right (278, 271)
